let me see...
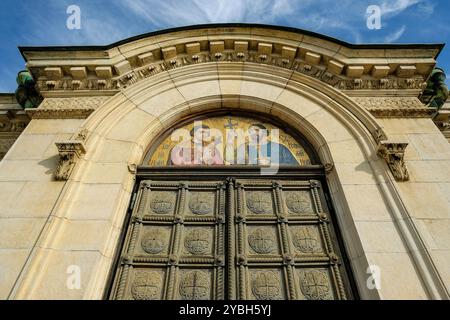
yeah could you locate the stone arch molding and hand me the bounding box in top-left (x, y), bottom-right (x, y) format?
top-left (13, 62), bottom-right (448, 300)
top-left (82, 62), bottom-right (387, 154)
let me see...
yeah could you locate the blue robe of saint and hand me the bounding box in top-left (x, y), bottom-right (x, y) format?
top-left (247, 141), bottom-right (298, 165)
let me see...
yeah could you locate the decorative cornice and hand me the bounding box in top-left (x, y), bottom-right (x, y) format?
top-left (377, 142), bottom-right (409, 182)
top-left (21, 26), bottom-right (436, 95)
top-left (353, 97), bottom-right (433, 118)
top-left (54, 140), bottom-right (86, 180)
top-left (31, 50), bottom-right (427, 95)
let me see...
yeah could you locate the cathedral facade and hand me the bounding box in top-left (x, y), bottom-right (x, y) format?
top-left (0, 24), bottom-right (449, 300)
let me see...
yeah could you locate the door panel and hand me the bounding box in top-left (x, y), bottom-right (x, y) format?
top-left (109, 177), bottom-right (354, 300)
top-left (232, 179), bottom-right (352, 300)
top-left (110, 180), bottom-right (226, 300)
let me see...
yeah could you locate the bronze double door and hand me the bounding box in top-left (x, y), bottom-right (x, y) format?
top-left (109, 176), bottom-right (354, 300)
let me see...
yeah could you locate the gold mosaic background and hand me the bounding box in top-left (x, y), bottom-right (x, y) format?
top-left (146, 115), bottom-right (312, 166)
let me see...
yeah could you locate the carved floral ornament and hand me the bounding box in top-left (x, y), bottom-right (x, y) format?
top-left (179, 271), bottom-right (210, 300)
top-left (131, 271), bottom-right (162, 300)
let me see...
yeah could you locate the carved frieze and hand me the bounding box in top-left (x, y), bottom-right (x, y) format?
top-left (113, 54), bottom-right (426, 93)
top-left (26, 97), bottom-right (109, 119)
top-left (353, 97), bottom-right (432, 118)
top-left (38, 97), bottom-right (109, 110)
top-left (339, 77), bottom-right (425, 91)
top-left (36, 78), bottom-right (118, 92)
top-left (28, 108), bottom-right (94, 119)
top-left (0, 120), bottom-right (29, 132)
top-left (54, 140), bottom-right (86, 180)
top-left (377, 141), bottom-right (410, 182)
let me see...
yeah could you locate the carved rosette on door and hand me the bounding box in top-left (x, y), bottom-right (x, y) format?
top-left (109, 178), bottom-right (353, 300)
top-left (110, 180), bottom-right (226, 300)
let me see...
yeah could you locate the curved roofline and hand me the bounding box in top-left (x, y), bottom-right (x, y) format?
top-left (18, 23), bottom-right (445, 60)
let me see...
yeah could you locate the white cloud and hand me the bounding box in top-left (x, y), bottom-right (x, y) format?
top-left (383, 25), bottom-right (406, 43)
top-left (417, 0), bottom-right (435, 15)
top-left (118, 0), bottom-right (317, 27)
top-left (13, 0), bottom-right (443, 50)
top-left (380, 0), bottom-right (422, 16)
top-left (117, 0), bottom-right (365, 42)
top-left (13, 0), bottom-right (375, 46)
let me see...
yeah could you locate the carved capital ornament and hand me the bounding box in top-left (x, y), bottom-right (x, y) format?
top-left (377, 141), bottom-right (410, 182)
top-left (54, 141), bottom-right (86, 181)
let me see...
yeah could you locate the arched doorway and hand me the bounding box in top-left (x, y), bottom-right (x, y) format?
top-left (107, 111), bottom-right (357, 300)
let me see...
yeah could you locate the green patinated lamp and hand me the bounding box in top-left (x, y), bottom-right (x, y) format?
top-left (14, 70), bottom-right (42, 109)
top-left (420, 67), bottom-right (449, 111)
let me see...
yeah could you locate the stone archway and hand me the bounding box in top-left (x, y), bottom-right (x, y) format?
top-left (105, 109), bottom-right (357, 300)
top-left (10, 61), bottom-right (444, 300)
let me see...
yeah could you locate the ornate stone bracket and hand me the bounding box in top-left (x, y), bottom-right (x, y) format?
top-left (54, 141), bottom-right (86, 181)
top-left (377, 142), bottom-right (409, 182)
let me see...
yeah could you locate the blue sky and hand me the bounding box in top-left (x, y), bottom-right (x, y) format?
top-left (0, 0), bottom-right (449, 92)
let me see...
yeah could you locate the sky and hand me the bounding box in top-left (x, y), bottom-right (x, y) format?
top-left (0, 0), bottom-right (449, 92)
